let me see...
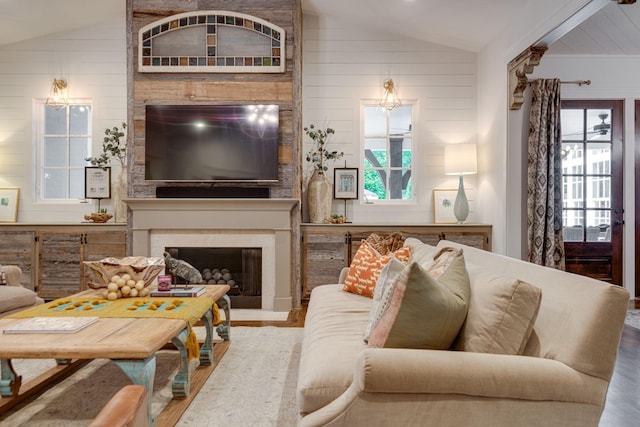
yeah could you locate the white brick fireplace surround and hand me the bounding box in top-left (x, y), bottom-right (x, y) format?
top-left (124, 198), bottom-right (298, 312)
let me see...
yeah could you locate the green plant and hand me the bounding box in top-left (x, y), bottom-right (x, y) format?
top-left (98, 208), bottom-right (107, 213)
top-left (86, 122), bottom-right (127, 169)
top-left (304, 124), bottom-right (343, 173)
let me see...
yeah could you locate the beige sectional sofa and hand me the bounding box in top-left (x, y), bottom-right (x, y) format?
top-left (0, 265), bottom-right (44, 317)
top-left (297, 239), bottom-right (629, 427)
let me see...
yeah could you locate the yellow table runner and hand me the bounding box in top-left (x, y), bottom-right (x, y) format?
top-left (8, 297), bottom-right (218, 360)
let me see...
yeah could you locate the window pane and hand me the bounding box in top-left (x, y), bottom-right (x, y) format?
top-left (70, 137), bottom-right (90, 166)
top-left (389, 135), bottom-right (406, 167)
top-left (586, 143), bottom-right (611, 174)
top-left (389, 106), bottom-right (412, 135)
top-left (364, 141), bottom-right (387, 167)
top-left (561, 109), bottom-right (583, 140)
top-left (586, 211), bottom-right (610, 242)
top-left (43, 169), bottom-right (67, 199)
top-left (562, 176), bottom-right (583, 208)
top-left (586, 176), bottom-right (610, 208)
top-left (70, 105), bottom-right (91, 134)
top-left (402, 171), bottom-right (412, 199)
top-left (44, 137), bottom-right (67, 166)
top-left (45, 108), bottom-right (67, 134)
top-left (562, 211), bottom-right (584, 241)
top-left (364, 170), bottom-right (386, 200)
top-left (587, 109), bottom-right (611, 141)
top-left (364, 107), bottom-right (386, 136)
top-left (70, 169), bottom-right (85, 199)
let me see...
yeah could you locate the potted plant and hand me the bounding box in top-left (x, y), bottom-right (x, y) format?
top-left (86, 122), bottom-right (127, 222)
top-left (304, 124), bottom-right (344, 223)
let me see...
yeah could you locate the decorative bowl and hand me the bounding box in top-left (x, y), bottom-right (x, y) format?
top-left (84, 212), bottom-right (113, 223)
top-left (83, 256), bottom-right (165, 289)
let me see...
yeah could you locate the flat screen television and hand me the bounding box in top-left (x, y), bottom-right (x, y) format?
top-left (145, 104), bottom-right (279, 182)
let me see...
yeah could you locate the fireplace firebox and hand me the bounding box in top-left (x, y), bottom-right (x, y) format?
top-left (165, 247), bottom-right (262, 309)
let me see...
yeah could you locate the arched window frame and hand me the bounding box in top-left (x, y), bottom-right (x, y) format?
top-left (138, 11), bottom-right (285, 73)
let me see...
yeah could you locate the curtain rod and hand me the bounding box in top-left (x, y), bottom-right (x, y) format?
top-left (528, 79), bottom-right (591, 86)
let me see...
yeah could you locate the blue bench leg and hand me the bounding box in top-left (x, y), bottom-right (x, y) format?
top-left (113, 355), bottom-right (156, 426)
top-left (170, 328), bottom-right (192, 397)
top-left (216, 294), bottom-right (231, 341)
top-left (0, 359), bottom-right (21, 397)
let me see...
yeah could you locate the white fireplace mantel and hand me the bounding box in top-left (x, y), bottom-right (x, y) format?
top-left (123, 198), bottom-right (299, 312)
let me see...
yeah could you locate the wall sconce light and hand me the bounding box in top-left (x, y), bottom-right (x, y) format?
top-left (45, 78), bottom-right (68, 110)
top-left (444, 143), bottom-right (477, 223)
top-left (379, 79), bottom-right (401, 111)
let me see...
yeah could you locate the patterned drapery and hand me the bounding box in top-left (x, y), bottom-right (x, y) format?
top-left (526, 78), bottom-right (565, 269)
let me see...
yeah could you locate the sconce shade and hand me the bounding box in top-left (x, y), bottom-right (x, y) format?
top-left (444, 143), bottom-right (477, 175)
top-left (45, 79), bottom-right (68, 110)
top-left (379, 79), bottom-right (401, 111)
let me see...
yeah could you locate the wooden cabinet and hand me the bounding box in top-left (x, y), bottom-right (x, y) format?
top-left (0, 224), bottom-right (126, 300)
top-left (301, 223), bottom-right (492, 297)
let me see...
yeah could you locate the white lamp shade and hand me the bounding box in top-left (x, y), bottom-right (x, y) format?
top-left (444, 143), bottom-right (477, 175)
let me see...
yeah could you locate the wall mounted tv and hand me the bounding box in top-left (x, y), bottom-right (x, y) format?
top-left (145, 104), bottom-right (279, 182)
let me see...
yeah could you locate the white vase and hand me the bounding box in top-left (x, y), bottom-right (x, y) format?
top-left (112, 169), bottom-right (127, 223)
top-left (307, 170), bottom-right (332, 223)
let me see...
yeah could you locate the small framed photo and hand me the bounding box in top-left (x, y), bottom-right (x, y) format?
top-left (334, 168), bottom-right (358, 199)
top-left (0, 187), bottom-right (19, 222)
top-left (433, 189), bottom-right (458, 224)
top-left (85, 167), bottom-right (111, 199)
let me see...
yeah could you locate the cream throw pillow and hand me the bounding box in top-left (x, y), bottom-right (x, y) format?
top-left (367, 248), bottom-right (470, 349)
top-left (454, 268), bottom-right (542, 355)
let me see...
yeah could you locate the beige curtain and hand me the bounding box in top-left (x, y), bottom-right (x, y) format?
top-left (526, 78), bottom-right (565, 269)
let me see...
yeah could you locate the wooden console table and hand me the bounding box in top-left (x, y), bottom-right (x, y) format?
top-left (301, 223), bottom-right (492, 297)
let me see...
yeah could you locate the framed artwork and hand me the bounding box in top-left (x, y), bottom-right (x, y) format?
top-left (85, 167), bottom-right (111, 199)
top-left (0, 187), bottom-right (19, 222)
top-left (433, 189), bottom-right (458, 224)
top-left (334, 168), bottom-right (358, 199)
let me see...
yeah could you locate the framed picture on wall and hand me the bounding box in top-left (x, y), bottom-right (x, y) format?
top-left (85, 167), bottom-right (111, 200)
top-left (0, 187), bottom-right (19, 222)
top-left (334, 168), bottom-right (358, 199)
top-left (433, 189), bottom-right (458, 224)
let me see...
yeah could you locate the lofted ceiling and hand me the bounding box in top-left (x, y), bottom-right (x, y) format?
top-left (0, 1), bottom-right (638, 55)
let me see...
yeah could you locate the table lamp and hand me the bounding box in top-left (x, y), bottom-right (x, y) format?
top-left (444, 143), bottom-right (477, 223)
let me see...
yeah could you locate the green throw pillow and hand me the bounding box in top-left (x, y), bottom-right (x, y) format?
top-left (367, 249), bottom-right (470, 349)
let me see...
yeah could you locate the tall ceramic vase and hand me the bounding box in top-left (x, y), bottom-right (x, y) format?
top-left (112, 168), bottom-right (127, 223)
top-left (307, 169), bottom-right (332, 223)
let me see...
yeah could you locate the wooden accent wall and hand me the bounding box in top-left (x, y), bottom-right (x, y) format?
top-left (127, 0), bottom-right (302, 307)
top-left (127, 0), bottom-right (301, 199)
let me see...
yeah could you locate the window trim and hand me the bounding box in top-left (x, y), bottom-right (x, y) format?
top-left (34, 98), bottom-right (93, 203)
top-left (359, 100), bottom-right (417, 205)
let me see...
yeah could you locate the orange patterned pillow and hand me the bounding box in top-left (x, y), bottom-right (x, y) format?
top-left (342, 240), bottom-right (412, 297)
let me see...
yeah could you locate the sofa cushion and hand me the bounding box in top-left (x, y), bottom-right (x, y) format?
top-left (297, 285), bottom-right (372, 415)
top-left (404, 237), bottom-right (438, 266)
top-left (0, 285), bottom-right (38, 315)
top-left (367, 248), bottom-right (470, 349)
top-left (455, 268), bottom-right (542, 355)
top-left (363, 256), bottom-right (406, 342)
top-left (342, 240), bottom-right (411, 297)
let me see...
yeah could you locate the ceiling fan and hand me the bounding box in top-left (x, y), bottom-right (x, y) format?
top-left (593, 113), bottom-right (611, 135)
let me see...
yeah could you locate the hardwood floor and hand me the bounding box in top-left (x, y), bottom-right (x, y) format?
top-left (600, 323), bottom-right (640, 426)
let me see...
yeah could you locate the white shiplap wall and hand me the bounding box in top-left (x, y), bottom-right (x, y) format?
top-left (0, 18), bottom-right (126, 223)
top-left (302, 14), bottom-right (478, 224)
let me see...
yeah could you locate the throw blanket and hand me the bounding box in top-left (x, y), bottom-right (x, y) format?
top-left (8, 297), bottom-right (217, 360)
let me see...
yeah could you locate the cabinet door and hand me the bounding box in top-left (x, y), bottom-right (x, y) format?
top-left (348, 231), bottom-right (441, 263)
top-left (302, 231), bottom-right (347, 296)
top-left (81, 231), bottom-right (126, 289)
top-left (38, 232), bottom-right (83, 299)
top-left (0, 231), bottom-right (36, 290)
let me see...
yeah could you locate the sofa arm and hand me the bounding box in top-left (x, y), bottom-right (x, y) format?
top-left (89, 385), bottom-right (149, 427)
top-left (355, 348), bottom-right (607, 403)
top-left (0, 265), bottom-right (23, 287)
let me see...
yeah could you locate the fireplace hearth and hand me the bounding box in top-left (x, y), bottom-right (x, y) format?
top-left (165, 247), bottom-right (262, 308)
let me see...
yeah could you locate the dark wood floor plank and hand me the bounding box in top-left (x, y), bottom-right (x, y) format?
top-left (599, 324), bottom-right (640, 426)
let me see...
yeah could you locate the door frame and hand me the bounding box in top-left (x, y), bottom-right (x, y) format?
top-left (635, 100), bottom-right (640, 301)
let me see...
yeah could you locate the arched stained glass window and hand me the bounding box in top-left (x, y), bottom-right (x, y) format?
top-left (138, 11), bottom-right (285, 73)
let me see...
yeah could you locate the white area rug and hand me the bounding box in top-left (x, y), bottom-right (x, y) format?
top-left (0, 326), bottom-right (303, 427)
top-left (625, 309), bottom-right (640, 329)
